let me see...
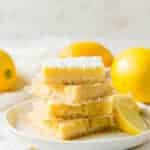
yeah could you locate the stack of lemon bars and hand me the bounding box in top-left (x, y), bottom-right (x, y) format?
top-left (31, 57), bottom-right (114, 140)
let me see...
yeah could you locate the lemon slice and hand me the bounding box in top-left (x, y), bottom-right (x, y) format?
top-left (113, 95), bottom-right (148, 135)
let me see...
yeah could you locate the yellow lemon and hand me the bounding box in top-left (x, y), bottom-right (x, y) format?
top-left (111, 48), bottom-right (150, 103)
top-left (59, 41), bottom-right (113, 67)
top-left (113, 95), bottom-right (148, 135)
top-left (0, 49), bottom-right (17, 91)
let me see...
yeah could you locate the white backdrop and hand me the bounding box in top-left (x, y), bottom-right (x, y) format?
top-left (0, 0), bottom-right (149, 41)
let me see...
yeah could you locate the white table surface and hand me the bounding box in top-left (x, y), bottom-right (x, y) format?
top-left (0, 37), bottom-right (150, 150)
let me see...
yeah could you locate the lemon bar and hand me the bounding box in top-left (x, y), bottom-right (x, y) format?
top-left (31, 80), bottom-right (112, 104)
top-left (44, 116), bottom-right (113, 140)
top-left (30, 100), bottom-right (50, 121)
top-left (42, 57), bottom-right (105, 84)
top-left (48, 99), bottom-right (113, 119)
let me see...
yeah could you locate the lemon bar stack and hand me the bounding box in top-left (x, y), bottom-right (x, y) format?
top-left (31, 57), bottom-right (113, 140)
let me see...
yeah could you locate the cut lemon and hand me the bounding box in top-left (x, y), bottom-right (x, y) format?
top-left (59, 41), bottom-right (113, 67)
top-left (113, 95), bottom-right (148, 135)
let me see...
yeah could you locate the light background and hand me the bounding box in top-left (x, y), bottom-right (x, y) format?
top-left (1, 0), bottom-right (150, 99)
top-left (0, 0), bottom-right (150, 44)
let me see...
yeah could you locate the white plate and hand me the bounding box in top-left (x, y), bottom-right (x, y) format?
top-left (4, 100), bottom-right (150, 150)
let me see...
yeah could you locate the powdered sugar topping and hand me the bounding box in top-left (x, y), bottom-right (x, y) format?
top-left (43, 57), bottom-right (103, 68)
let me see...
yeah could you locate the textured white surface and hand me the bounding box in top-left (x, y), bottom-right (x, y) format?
top-left (0, 0), bottom-right (149, 40)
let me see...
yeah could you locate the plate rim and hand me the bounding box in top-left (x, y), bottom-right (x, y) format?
top-left (4, 100), bottom-right (150, 144)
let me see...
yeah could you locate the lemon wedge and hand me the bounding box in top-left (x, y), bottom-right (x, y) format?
top-left (113, 95), bottom-right (148, 135)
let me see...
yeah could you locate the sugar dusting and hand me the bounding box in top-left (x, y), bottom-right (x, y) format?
top-left (43, 57), bottom-right (103, 68)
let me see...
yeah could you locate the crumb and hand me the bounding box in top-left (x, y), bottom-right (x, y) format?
top-left (28, 144), bottom-right (39, 150)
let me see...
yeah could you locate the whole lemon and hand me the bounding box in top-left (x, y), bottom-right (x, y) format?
top-left (0, 49), bottom-right (17, 91)
top-left (59, 41), bottom-right (113, 67)
top-left (111, 48), bottom-right (150, 103)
